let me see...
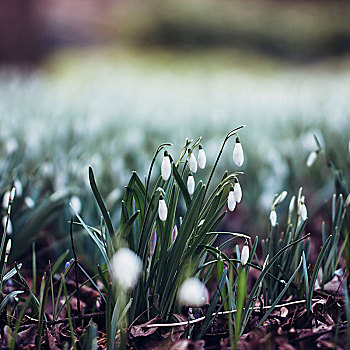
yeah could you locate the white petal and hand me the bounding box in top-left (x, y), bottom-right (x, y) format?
top-left (198, 149), bottom-right (206, 169)
top-left (241, 245), bottom-right (249, 266)
top-left (273, 190), bottom-right (287, 206)
top-left (158, 199), bottom-right (168, 221)
top-left (288, 196), bottom-right (296, 214)
top-left (233, 142), bottom-right (244, 167)
top-left (70, 196), bottom-right (82, 214)
top-left (300, 203), bottom-right (307, 221)
top-left (234, 182), bottom-right (242, 203)
top-left (187, 175), bottom-right (195, 195)
top-left (111, 248), bottom-right (142, 289)
top-left (2, 216), bottom-right (12, 235)
top-left (24, 196), bottom-right (35, 208)
top-left (2, 191), bottom-right (10, 209)
top-left (177, 278), bottom-right (208, 307)
top-left (14, 180), bottom-right (22, 197)
top-left (188, 153), bottom-right (197, 173)
top-left (228, 191), bottom-right (236, 212)
top-left (161, 156), bottom-right (171, 181)
top-left (270, 210), bottom-right (277, 227)
top-left (306, 151), bottom-right (317, 167)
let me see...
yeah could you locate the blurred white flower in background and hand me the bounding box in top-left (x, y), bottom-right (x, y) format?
top-left (178, 277), bottom-right (209, 307)
top-left (111, 248), bottom-right (142, 290)
top-left (70, 196), bottom-right (82, 214)
top-left (306, 151), bottom-right (318, 167)
top-left (2, 216), bottom-right (12, 235)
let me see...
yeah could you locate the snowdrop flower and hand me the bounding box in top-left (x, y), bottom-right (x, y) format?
top-left (306, 150), bottom-right (318, 167)
top-left (270, 208), bottom-right (277, 227)
top-left (70, 196), bottom-right (82, 214)
top-left (172, 225), bottom-right (178, 244)
top-left (4, 239), bottom-right (11, 263)
top-left (241, 243), bottom-right (249, 266)
top-left (2, 216), bottom-right (12, 235)
top-left (345, 194), bottom-right (350, 208)
top-left (158, 196), bottom-right (168, 222)
top-left (150, 229), bottom-right (157, 257)
top-left (198, 145), bottom-right (206, 169)
top-left (299, 200), bottom-right (307, 221)
top-left (161, 151), bottom-right (172, 181)
top-left (233, 178), bottom-right (242, 203)
top-left (273, 191), bottom-right (287, 206)
top-left (187, 173), bottom-right (195, 195)
top-left (233, 137), bottom-right (244, 167)
top-left (14, 180), bottom-right (22, 197)
top-left (227, 187), bottom-right (236, 212)
top-left (111, 248), bottom-right (142, 290)
top-left (289, 196), bottom-right (296, 214)
top-left (188, 151), bottom-right (197, 173)
top-left (177, 278), bottom-right (209, 307)
top-left (24, 196), bottom-right (35, 209)
top-left (2, 187), bottom-right (16, 209)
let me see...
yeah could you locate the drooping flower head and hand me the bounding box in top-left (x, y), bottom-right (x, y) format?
top-left (187, 172), bottom-right (195, 195)
top-left (233, 178), bottom-right (242, 203)
top-left (227, 185), bottom-right (236, 212)
top-left (233, 136), bottom-right (244, 167)
top-left (241, 242), bottom-right (249, 266)
top-left (270, 208), bottom-right (277, 227)
top-left (188, 150), bottom-right (197, 173)
top-left (158, 195), bottom-right (168, 222)
top-left (198, 144), bottom-right (206, 169)
top-left (161, 150), bottom-right (172, 181)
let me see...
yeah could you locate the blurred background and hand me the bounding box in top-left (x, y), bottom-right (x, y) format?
top-left (1, 0), bottom-right (349, 268)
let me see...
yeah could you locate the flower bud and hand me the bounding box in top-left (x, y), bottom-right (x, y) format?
top-left (299, 202), bottom-right (307, 221)
top-left (233, 178), bottom-right (242, 203)
top-left (172, 225), bottom-right (178, 244)
top-left (188, 151), bottom-right (197, 173)
top-left (111, 248), bottom-right (142, 290)
top-left (198, 145), bottom-right (206, 169)
top-left (227, 187), bottom-right (236, 212)
top-left (233, 137), bottom-right (244, 167)
top-left (241, 243), bottom-right (249, 266)
top-left (270, 209), bottom-right (277, 227)
top-left (158, 197), bottom-right (168, 222)
top-left (150, 229), bottom-right (157, 257)
top-left (289, 196), bottom-right (295, 214)
top-left (161, 151), bottom-right (172, 181)
top-left (187, 173), bottom-right (195, 195)
top-left (177, 277), bottom-right (209, 307)
top-left (273, 191), bottom-right (287, 206)
top-left (306, 151), bottom-right (318, 167)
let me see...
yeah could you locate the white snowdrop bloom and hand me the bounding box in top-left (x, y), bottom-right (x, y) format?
top-left (197, 145), bottom-right (206, 169)
top-left (274, 191), bottom-right (287, 206)
top-left (241, 244), bottom-right (249, 266)
top-left (70, 196), bottom-right (82, 214)
top-left (187, 174), bottom-right (195, 195)
top-left (345, 194), bottom-right (350, 208)
top-left (270, 209), bottom-right (277, 227)
top-left (306, 151), bottom-right (318, 167)
top-left (233, 138), bottom-right (244, 167)
top-left (111, 248), bottom-right (142, 290)
top-left (24, 196), bottom-right (35, 209)
top-left (2, 191), bottom-right (10, 209)
top-left (299, 203), bottom-right (307, 221)
top-left (227, 190), bottom-right (236, 212)
top-left (161, 152), bottom-right (172, 181)
top-left (14, 180), bottom-right (22, 197)
top-left (158, 198), bottom-right (168, 222)
top-left (233, 179), bottom-right (242, 203)
top-left (177, 278), bottom-right (209, 307)
top-left (289, 196), bottom-right (296, 214)
top-left (2, 216), bottom-right (12, 235)
top-left (5, 138), bottom-right (18, 154)
top-left (188, 152), bottom-right (197, 173)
